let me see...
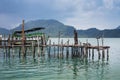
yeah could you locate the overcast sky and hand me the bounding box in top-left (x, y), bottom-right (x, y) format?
top-left (0, 0), bottom-right (120, 30)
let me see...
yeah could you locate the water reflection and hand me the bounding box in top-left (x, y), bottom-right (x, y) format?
top-left (0, 54), bottom-right (109, 80)
top-left (69, 58), bottom-right (109, 80)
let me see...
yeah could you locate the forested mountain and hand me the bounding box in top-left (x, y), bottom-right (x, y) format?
top-left (0, 19), bottom-right (120, 38)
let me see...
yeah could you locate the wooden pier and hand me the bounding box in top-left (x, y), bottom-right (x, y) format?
top-left (0, 20), bottom-right (110, 60)
top-left (0, 38), bottom-right (110, 60)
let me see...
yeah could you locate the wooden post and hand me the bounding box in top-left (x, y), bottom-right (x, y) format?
top-left (107, 48), bottom-right (109, 60)
top-left (53, 42), bottom-right (56, 57)
top-left (79, 41), bottom-right (82, 57)
top-left (41, 35), bottom-right (44, 56)
top-left (21, 20), bottom-right (26, 58)
top-left (74, 30), bottom-right (78, 45)
top-left (66, 40), bottom-right (69, 58)
top-left (101, 32), bottom-right (104, 46)
top-left (86, 45), bottom-right (88, 58)
top-left (58, 31), bottom-right (60, 56)
top-left (88, 48), bottom-right (91, 58)
top-left (71, 47), bottom-right (73, 57)
top-left (57, 45), bottom-right (59, 58)
top-left (37, 36), bottom-right (40, 57)
top-left (102, 49), bottom-right (105, 59)
top-left (61, 39), bottom-right (64, 58)
top-left (92, 48), bottom-right (94, 59)
top-left (3, 35), bottom-right (6, 57)
top-left (79, 47), bottom-right (81, 57)
top-left (33, 46), bottom-right (36, 59)
top-left (12, 35), bottom-right (15, 57)
top-left (5, 35), bottom-right (7, 55)
top-left (102, 33), bottom-right (105, 60)
top-left (32, 41), bottom-right (35, 59)
top-left (73, 46), bottom-right (75, 57)
top-left (82, 47), bottom-right (85, 58)
top-left (48, 40), bottom-right (51, 57)
top-left (12, 44), bottom-right (15, 57)
top-left (81, 47), bottom-right (83, 58)
top-left (8, 34), bottom-right (11, 58)
top-left (97, 38), bottom-right (100, 59)
top-left (19, 47), bottom-right (21, 58)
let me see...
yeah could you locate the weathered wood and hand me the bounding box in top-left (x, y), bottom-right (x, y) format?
top-left (61, 39), bottom-right (64, 58)
top-left (48, 40), bottom-right (51, 57)
top-left (19, 47), bottom-right (21, 58)
top-left (53, 42), bottom-right (56, 57)
top-left (0, 34), bottom-right (110, 60)
top-left (92, 48), bottom-right (94, 59)
top-left (102, 49), bottom-right (105, 59)
top-left (88, 48), bottom-right (91, 58)
top-left (12, 44), bottom-right (15, 57)
top-left (107, 48), bottom-right (109, 61)
top-left (37, 36), bottom-right (40, 57)
top-left (97, 38), bottom-right (100, 59)
top-left (32, 41), bottom-right (35, 58)
top-left (33, 46), bottom-right (36, 58)
top-left (66, 40), bottom-right (69, 58)
top-left (21, 20), bottom-right (26, 58)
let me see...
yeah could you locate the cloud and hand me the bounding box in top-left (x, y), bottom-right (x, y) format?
top-left (0, 14), bottom-right (22, 29)
top-left (103, 0), bottom-right (114, 9)
top-left (61, 0), bottom-right (120, 29)
top-left (103, 0), bottom-right (120, 9)
top-left (0, 0), bottom-right (120, 29)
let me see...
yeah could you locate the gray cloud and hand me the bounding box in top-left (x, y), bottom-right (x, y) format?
top-left (0, 0), bottom-right (120, 29)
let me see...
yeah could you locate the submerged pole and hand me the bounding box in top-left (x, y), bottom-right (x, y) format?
top-left (48, 39), bottom-right (51, 57)
top-left (97, 38), bottom-right (100, 59)
top-left (53, 42), bottom-right (56, 57)
top-left (66, 40), bottom-right (69, 58)
top-left (92, 48), bottom-right (94, 59)
top-left (107, 48), bottom-right (109, 60)
top-left (37, 36), bottom-right (40, 57)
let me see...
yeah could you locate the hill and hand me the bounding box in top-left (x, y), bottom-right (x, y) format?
top-left (77, 28), bottom-right (120, 38)
top-left (77, 28), bottom-right (101, 37)
top-left (0, 27), bottom-right (10, 35)
top-left (0, 19), bottom-right (120, 37)
top-left (13, 19), bottom-right (75, 37)
top-left (116, 26), bottom-right (120, 29)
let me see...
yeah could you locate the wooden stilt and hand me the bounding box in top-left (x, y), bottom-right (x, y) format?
top-left (12, 35), bottom-right (15, 57)
top-left (61, 39), bottom-right (63, 58)
top-left (102, 49), bottom-right (105, 59)
top-left (8, 46), bottom-right (10, 58)
top-left (82, 47), bottom-right (85, 58)
top-left (66, 40), bottom-right (69, 58)
top-left (97, 38), bottom-right (100, 59)
top-left (92, 48), bottom-right (94, 59)
top-left (53, 42), bottom-right (56, 57)
top-left (19, 47), bottom-right (21, 58)
top-left (33, 46), bottom-right (36, 58)
top-left (48, 40), bottom-right (51, 57)
top-left (32, 41), bottom-right (35, 58)
top-left (7, 34), bottom-right (11, 58)
top-left (98, 50), bottom-right (101, 60)
top-left (37, 36), bottom-right (40, 57)
top-left (88, 48), bottom-right (91, 58)
top-left (107, 48), bottom-right (109, 60)
top-left (12, 44), bottom-right (15, 57)
top-left (21, 20), bottom-right (26, 58)
top-left (86, 47), bottom-right (88, 58)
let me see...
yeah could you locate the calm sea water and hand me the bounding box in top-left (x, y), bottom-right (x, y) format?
top-left (0, 38), bottom-right (120, 80)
